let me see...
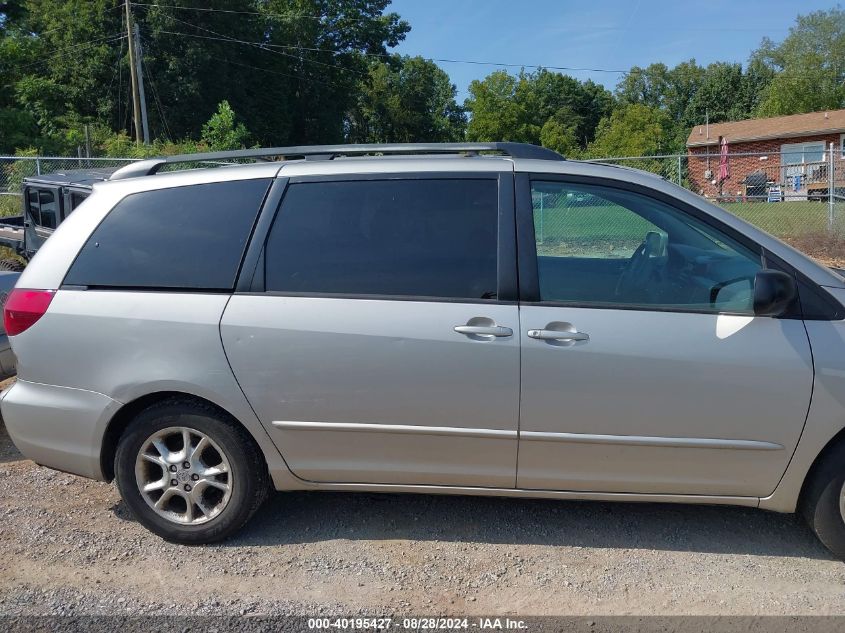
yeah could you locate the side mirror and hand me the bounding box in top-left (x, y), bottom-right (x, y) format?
top-left (753, 270), bottom-right (797, 317)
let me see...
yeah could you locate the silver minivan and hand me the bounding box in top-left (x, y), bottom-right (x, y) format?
top-left (5, 143), bottom-right (845, 556)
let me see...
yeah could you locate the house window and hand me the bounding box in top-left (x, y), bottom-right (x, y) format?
top-left (781, 141), bottom-right (826, 186)
top-left (840, 133), bottom-right (845, 159)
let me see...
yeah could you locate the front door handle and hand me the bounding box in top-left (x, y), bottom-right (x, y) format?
top-left (527, 329), bottom-right (589, 341)
top-left (454, 325), bottom-right (513, 337)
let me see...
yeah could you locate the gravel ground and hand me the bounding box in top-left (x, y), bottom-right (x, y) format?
top-left (1, 410), bottom-right (844, 618)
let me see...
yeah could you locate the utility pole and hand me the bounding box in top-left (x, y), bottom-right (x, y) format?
top-left (133, 23), bottom-right (150, 144)
top-left (125, 0), bottom-right (143, 144)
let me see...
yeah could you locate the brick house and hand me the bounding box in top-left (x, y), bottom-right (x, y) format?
top-left (686, 108), bottom-right (845, 200)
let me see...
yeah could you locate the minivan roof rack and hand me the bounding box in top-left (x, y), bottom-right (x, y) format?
top-left (109, 142), bottom-right (564, 181)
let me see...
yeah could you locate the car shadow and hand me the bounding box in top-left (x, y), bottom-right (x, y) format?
top-left (0, 418), bottom-right (22, 464)
top-left (202, 489), bottom-right (834, 560)
top-left (4, 400), bottom-right (827, 561)
top-left (0, 376), bottom-right (833, 560)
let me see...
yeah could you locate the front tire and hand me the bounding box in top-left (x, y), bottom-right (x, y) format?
top-left (801, 442), bottom-right (845, 559)
top-left (114, 398), bottom-right (270, 544)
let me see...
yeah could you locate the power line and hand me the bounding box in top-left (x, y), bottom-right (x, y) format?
top-left (155, 29), bottom-right (357, 78)
top-left (129, 1), bottom-right (792, 33)
top-left (16, 3), bottom-right (125, 38)
top-left (433, 57), bottom-right (627, 74)
top-left (129, 1), bottom-right (400, 25)
top-left (130, 4), bottom-right (843, 81)
top-left (155, 25), bottom-right (366, 79)
top-left (163, 14), bottom-right (368, 77)
top-left (147, 7), bottom-right (629, 74)
top-left (130, 1), bottom-right (841, 82)
top-left (13, 33), bottom-right (126, 71)
top-left (106, 34), bottom-right (125, 131)
top-left (256, 40), bottom-right (630, 74)
top-left (0, 38), bottom-right (127, 94)
top-left (141, 54), bottom-right (172, 141)
top-left (140, 28), bottom-right (845, 86)
top-left (155, 22), bottom-right (628, 76)
top-left (206, 56), bottom-right (340, 88)
top-left (143, 15), bottom-right (347, 99)
top-left (117, 36), bottom-right (124, 132)
top-left (0, 34), bottom-right (128, 93)
top-left (134, 1), bottom-right (632, 75)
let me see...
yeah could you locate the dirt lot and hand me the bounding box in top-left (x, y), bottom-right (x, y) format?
top-left (1, 411), bottom-right (844, 618)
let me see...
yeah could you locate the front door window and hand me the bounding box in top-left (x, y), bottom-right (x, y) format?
top-left (530, 181), bottom-right (762, 314)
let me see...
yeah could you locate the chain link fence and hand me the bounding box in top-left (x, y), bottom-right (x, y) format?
top-left (0, 156), bottom-right (140, 193)
top-left (0, 156), bottom-right (140, 217)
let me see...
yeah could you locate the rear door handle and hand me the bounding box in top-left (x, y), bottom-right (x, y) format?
top-left (527, 329), bottom-right (589, 341)
top-left (454, 325), bottom-right (513, 337)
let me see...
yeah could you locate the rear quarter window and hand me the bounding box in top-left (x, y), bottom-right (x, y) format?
top-left (64, 179), bottom-right (270, 290)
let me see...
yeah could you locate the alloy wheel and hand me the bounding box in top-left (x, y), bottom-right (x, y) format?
top-left (134, 426), bottom-right (232, 525)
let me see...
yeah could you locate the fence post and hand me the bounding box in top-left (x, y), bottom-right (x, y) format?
top-left (539, 192), bottom-right (544, 243)
top-left (677, 155), bottom-right (682, 186)
top-left (35, 157), bottom-right (41, 176)
top-left (830, 142), bottom-right (835, 232)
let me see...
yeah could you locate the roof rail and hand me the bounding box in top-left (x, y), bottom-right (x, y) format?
top-left (108, 142), bottom-right (564, 181)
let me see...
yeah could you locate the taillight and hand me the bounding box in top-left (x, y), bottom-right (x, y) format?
top-left (3, 289), bottom-right (55, 336)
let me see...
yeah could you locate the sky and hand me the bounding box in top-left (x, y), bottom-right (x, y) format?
top-left (389, 0), bottom-right (837, 102)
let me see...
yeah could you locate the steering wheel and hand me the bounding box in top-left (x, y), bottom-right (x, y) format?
top-left (614, 231), bottom-right (668, 301)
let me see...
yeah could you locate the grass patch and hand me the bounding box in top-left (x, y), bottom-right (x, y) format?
top-left (0, 195), bottom-right (26, 267)
top-left (534, 205), bottom-right (653, 243)
top-left (0, 195), bottom-right (21, 218)
top-left (533, 199), bottom-right (845, 264)
top-left (718, 201), bottom-right (840, 237)
top-left (535, 200), bottom-right (840, 243)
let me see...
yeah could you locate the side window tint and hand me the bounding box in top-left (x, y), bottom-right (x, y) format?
top-left (534, 185), bottom-right (659, 259)
top-left (64, 179), bottom-right (270, 290)
top-left (264, 179), bottom-right (499, 300)
top-left (531, 181), bottom-right (762, 314)
top-left (26, 189), bottom-right (40, 225)
top-left (26, 188), bottom-right (59, 229)
top-left (66, 191), bottom-right (89, 217)
top-left (38, 190), bottom-right (57, 229)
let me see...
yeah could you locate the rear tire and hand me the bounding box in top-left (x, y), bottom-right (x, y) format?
top-left (114, 398), bottom-right (270, 544)
top-left (0, 258), bottom-right (25, 272)
top-left (800, 442), bottom-right (845, 559)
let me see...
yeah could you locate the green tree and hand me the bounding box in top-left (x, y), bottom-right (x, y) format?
top-left (348, 55), bottom-right (465, 143)
top-left (684, 62), bottom-right (762, 127)
top-left (465, 70), bottom-right (530, 143)
top-left (0, 107), bottom-right (37, 153)
top-left (1, 0), bottom-right (119, 152)
top-left (9, 0), bottom-right (123, 136)
top-left (616, 63), bottom-right (671, 110)
top-left (753, 7), bottom-right (845, 116)
top-left (0, 0), bottom-right (411, 151)
top-left (0, 1), bottom-right (26, 29)
top-left (539, 114), bottom-right (579, 156)
top-left (465, 69), bottom-right (612, 152)
top-left (616, 59), bottom-right (772, 152)
top-left (201, 100), bottom-right (251, 150)
top-left (586, 103), bottom-right (671, 158)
